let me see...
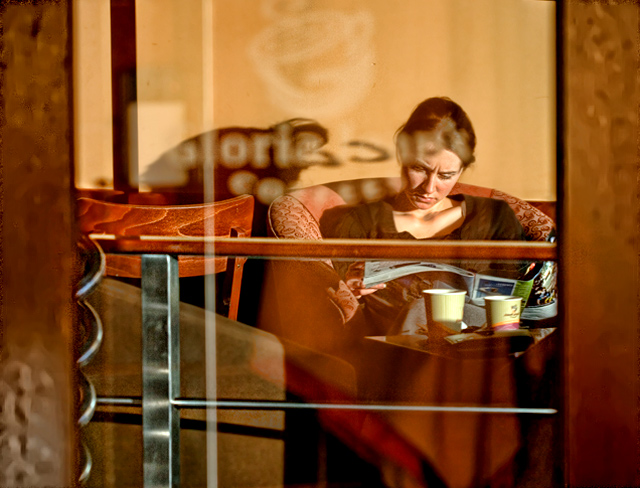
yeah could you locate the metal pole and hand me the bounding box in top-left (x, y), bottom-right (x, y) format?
top-left (141, 255), bottom-right (180, 488)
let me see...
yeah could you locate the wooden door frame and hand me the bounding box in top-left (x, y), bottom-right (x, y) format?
top-left (562, 1), bottom-right (639, 486)
top-left (0, 0), bottom-right (77, 485)
top-left (1, 0), bottom-right (639, 485)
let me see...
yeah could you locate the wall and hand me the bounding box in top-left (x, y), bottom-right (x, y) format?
top-left (74, 0), bottom-right (555, 201)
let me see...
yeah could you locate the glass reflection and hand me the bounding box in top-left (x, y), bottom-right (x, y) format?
top-left (74, 0), bottom-right (557, 486)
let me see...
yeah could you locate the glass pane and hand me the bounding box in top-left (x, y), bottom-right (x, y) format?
top-left (235, 252), bottom-right (560, 486)
top-left (73, 0), bottom-right (559, 486)
top-left (81, 253), bottom-right (559, 486)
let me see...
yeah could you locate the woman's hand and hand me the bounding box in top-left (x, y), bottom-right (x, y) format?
top-left (344, 262), bottom-right (386, 298)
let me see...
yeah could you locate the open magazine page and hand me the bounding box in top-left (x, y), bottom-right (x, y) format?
top-left (363, 260), bottom-right (537, 307)
top-left (363, 261), bottom-right (474, 288)
top-left (471, 274), bottom-right (533, 306)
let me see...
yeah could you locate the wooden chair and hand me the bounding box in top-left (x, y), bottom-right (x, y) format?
top-left (76, 194), bottom-right (370, 487)
top-left (76, 194), bottom-right (254, 320)
top-left (76, 194), bottom-right (255, 487)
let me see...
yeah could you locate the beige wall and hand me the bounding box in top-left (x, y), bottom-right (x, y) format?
top-left (73, 0), bottom-right (113, 188)
top-left (74, 0), bottom-right (555, 200)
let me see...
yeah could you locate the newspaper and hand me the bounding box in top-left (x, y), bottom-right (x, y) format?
top-left (363, 260), bottom-right (535, 306)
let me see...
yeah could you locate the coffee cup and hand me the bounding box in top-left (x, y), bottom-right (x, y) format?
top-left (423, 289), bottom-right (467, 334)
top-left (484, 295), bottom-right (522, 330)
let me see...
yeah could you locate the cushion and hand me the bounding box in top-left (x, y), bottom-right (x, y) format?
top-left (490, 189), bottom-right (555, 241)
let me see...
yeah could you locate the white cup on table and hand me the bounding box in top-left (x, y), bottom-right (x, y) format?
top-left (422, 289), bottom-right (467, 335)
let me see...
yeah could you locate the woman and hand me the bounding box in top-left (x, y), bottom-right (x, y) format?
top-left (320, 97), bottom-right (528, 334)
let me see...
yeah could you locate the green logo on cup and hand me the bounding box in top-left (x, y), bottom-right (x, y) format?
top-left (484, 296), bottom-right (522, 330)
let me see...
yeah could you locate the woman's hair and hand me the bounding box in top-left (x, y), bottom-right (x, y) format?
top-left (395, 97), bottom-right (476, 169)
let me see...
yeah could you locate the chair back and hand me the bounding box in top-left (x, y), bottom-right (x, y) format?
top-left (269, 178), bottom-right (554, 242)
top-left (77, 194), bottom-right (254, 320)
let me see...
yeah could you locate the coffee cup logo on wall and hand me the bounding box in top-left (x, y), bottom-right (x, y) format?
top-left (249, 5), bottom-right (375, 119)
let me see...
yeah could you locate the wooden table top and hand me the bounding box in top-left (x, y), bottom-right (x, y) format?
top-left (366, 328), bottom-right (557, 360)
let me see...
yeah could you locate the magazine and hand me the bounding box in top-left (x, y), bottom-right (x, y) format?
top-left (363, 260), bottom-right (535, 307)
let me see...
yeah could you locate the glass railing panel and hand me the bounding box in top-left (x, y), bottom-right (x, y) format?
top-left (82, 237), bottom-right (560, 487)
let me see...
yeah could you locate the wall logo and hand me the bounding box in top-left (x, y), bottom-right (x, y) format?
top-left (249, 3), bottom-right (375, 119)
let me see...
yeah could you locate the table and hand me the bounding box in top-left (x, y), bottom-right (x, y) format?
top-left (367, 328), bottom-right (556, 360)
top-left (352, 328), bottom-right (560, 487)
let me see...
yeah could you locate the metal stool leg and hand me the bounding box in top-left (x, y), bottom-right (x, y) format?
top-left (142, 254), bottom-right (180, 488)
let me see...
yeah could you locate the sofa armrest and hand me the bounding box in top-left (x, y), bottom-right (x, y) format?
top-left (268, 195), bottom-right (324, 240)
top-left (490, 189), bottom-right (555, 241)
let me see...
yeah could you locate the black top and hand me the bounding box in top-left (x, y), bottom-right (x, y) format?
top-left (319, 194), bottom-right (529, 334)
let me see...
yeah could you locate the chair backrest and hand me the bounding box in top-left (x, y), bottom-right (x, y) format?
top-left (77, 194), bottom-right (254, 320)
top-left (269, 177), bottom-right (555, 243)
top-left (265, 178), bottom-right (556, 328)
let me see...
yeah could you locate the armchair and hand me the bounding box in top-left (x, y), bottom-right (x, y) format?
top-left (270, 177), bottom-right (554, 243)
top-left (260, 177), bottom-right (555, 354)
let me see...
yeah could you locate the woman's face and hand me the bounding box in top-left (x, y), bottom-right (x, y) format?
top-left (401, 149), bottom-right (464, 210)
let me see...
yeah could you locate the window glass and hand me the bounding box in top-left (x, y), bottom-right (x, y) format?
top-left (74, 0), bottom-right (559, 486)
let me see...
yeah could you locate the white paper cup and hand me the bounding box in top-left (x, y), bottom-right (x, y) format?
top-left (423, 289), bottom-right (467, 333)
top-left (484, 295), bottom-right (523, 330)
